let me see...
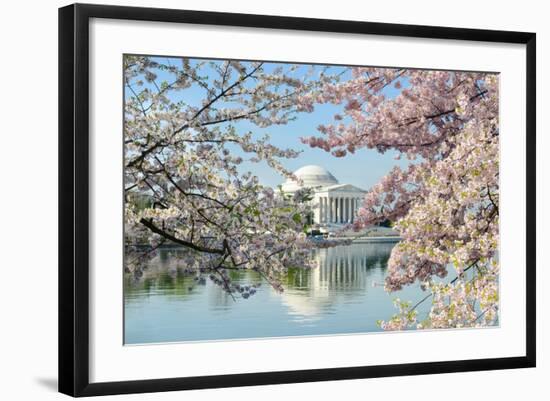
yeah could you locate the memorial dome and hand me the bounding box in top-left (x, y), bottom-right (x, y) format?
top-left (281, 165), bottom-right (339, 193)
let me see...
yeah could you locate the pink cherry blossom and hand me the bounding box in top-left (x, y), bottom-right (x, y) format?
top-left (304, 68), bottom-right (499, 329)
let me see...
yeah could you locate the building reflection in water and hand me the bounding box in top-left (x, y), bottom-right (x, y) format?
top-left (279, 242), bottom-right (396, 321)
top-left (124, 242), bottom-right (404, 343)
top-left (125, 242), bottom-right (398, 322)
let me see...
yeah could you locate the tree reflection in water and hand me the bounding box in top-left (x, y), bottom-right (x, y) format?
top-left (123, 242), bottom-right (424, 344)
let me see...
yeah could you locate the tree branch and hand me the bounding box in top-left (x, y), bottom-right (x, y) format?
top-left (139, 218), bottom-right (225, 255)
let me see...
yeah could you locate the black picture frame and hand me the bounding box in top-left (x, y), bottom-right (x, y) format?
top-left (59, 3), bottom-right (536, 397)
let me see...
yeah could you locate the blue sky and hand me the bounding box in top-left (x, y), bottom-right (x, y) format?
top-left (129, 56), bottom-right (411, 191)
top-left (228, 103), bottom-right (408, 190)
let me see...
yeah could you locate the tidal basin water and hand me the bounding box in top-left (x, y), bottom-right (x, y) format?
top-left (124, 242), bottom-right (431, 344)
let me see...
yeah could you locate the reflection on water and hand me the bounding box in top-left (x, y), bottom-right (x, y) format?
top-left (124, 242), bottom-right (429, 344)
top-left (281, 245), bottom-right (390, 321)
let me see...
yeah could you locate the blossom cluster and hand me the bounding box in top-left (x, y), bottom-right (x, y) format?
top-left (124, 56), bottom-right (339, 296)
top-left (304, 67), bottom-right (500, 329)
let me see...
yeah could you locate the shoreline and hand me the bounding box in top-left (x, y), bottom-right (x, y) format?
top-left (127, 236), bottom-right (401, 250)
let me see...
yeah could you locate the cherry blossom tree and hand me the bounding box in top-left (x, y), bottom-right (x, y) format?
top-left (303, 68), bottom-right (499, 329)
top-left (124, 56), bottom-right (340, 297)
top-left (125, 56), bottom-right (500, 329)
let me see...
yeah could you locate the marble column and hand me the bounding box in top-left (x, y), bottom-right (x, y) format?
top-left (342, 197), bottom-right (346, 223)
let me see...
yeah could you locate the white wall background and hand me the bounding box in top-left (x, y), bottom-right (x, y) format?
top-left (0, 0), bottom-right (546, 399)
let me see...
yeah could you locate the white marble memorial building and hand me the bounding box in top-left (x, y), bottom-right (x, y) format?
top-left (280, 165), bottom-right (367, 227)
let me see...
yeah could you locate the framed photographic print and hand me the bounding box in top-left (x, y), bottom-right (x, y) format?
top-left (58, 3), bottom-right (536, 397)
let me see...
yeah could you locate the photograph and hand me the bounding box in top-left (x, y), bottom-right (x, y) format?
top-left (123, 55), bottom-right (500, 344)
top-left (0, 0), bottom-right (542, 399)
